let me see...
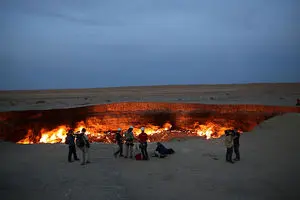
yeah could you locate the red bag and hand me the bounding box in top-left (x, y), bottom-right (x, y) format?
top-left (135, 153), bottom-right (142, 160)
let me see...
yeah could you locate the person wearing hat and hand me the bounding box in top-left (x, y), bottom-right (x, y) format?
top-left (138, 127), bottom-right (149, 160)
top-left (65, 129), bottom-right (79, 162)
top-left (224, 130), bottom-right (234, 164)
top-left (114, 128), bottom-right (124, 158)
top-left (124, 126), bottom-right (135, 158)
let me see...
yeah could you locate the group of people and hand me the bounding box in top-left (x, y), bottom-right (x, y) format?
top-left (224, 129), bottom-right (240, 164)
top-left (65, 128), bottom-right (91, 165)
top-left (114, 126), bottom-right (149, 160)
top-left (65, 126), bottom-right (240, 165)
top-left (65, 126), bottom-right (175, 164)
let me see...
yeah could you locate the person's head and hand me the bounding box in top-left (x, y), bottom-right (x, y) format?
top-left (117, 128), bottom-right (122, 133)
top-left (156, 142), bottom-right (161, 146)
top-left (128, 126), bottom-right (133, 132)
top-left (67, 129), bottom-right (74, 135)
top-left (225, 130), bottom-right (230, 136)
top-left (81, 128), bottom-right (86, 133)
top-left (141, 127), bottom-right (145, 133)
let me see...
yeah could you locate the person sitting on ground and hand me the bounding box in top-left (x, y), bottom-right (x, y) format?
top-left (76, 128), bottom-right (91, 165)
top-left (154, 142), bottom-right (175, 158)
top-left (114, 128), bottom-right (124, 158)
top-left (138, 127), bottom-right (149, 160)
top-left (65, 129), bottom-right (79, 163)
top-left (124, 126), bottom-right (135, 158)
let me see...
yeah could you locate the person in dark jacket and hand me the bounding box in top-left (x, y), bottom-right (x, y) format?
top-left (114, 128), bottom-right (124, 158)
top-left (65, 129), bottom-right (79, 162)
top-left (155, 142), bottom-right (175, 157)
top-left (233, 130), bottom-right (241, 161)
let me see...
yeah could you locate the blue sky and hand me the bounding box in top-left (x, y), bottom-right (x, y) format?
top-left (1, 0), bottom-right (299, 90)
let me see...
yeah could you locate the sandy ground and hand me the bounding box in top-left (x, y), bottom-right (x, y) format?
top-left (0, 83), bottom-right (300, 112)
top-left (1, 84), bottom-right (300, 200)
top-left (1, 113), bottom-right (300, 200)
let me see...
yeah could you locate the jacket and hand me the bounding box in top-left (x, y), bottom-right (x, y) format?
top-left (125, 131), bottom-right (134, 142)
top-left (224, 134), bottom-right (233, 148)
top-left (66, 134), bottom-right (76, 146)
top-left (138, 132), bottom-right (148, 143)
top-left (115, 132), bottom-right (123, 144)
top-left (233, 132), bottom-right (240, 146)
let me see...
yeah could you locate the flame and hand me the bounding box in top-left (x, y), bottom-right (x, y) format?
top-left (17, 119), bottom-right (235, 144)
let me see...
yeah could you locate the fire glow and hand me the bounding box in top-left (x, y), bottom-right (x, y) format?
top-left (17, 119), bottom-right (234, 144)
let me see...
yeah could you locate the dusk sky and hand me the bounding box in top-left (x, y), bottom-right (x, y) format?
top-left (1, 0), bottom-right (299, 90)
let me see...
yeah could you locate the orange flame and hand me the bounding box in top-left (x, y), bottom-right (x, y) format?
top-left (17, 119), bottom-right (235, 144)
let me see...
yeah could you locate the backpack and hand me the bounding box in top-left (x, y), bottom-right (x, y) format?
top-left (76, 134), bottom-right (85, 148)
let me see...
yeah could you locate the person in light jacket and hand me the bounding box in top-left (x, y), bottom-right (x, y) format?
top-left (224, 130), bottom-right (234, 164)
top-left (124, 126), bottom-right (135, 158)
top-left (78, 128), bottom-right (91, 165)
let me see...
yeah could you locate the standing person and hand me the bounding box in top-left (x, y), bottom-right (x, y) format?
top-left (65, 129), bottom-right (79, 162)
top-left (76, 128), bottom-right (91, 165)
top-left (138, 127), bottom-right (149, 160)
top-left (233, 130), bottom-right (241, 161)
top-left (114, 128), bottom-right (124, 158)
top-left (124, 126), bottom-right (135, 159)
top-left (224, 130), bottom-right (234, 164)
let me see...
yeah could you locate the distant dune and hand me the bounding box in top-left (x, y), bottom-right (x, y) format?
top-left (0, 83), bottom-right (299, 112)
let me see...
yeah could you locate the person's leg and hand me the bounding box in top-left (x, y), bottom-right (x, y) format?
top-left (129, 144), bottom-right (133, 158)
top-left (226, 148), bottom-right (229, 161)
top-left (114, 146), bottom-right (120, 157)
top-left (86, 147), bottom-right (90, 163)
top-left (234, 145), bottom-right (240, 160)
top-left (71, 146), bottom-right (79, 160)
top-left (80, 147), bottom-right (86, 165)
top-left (228, 147), bottom-right (233, 163)
top-left (140, 144), bottom-right (146, 159)
top-left (119, 143), bottom-right (123, 156)
top-left (125, 144), bottom-right (129, 158)
top-left (68, 146), bottom-right (72, 162)
top-left (144, 143), bottom-right (148, 160)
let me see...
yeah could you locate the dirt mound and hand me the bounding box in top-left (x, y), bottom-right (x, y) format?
top-left (254, 113), bottom-right (300, 131)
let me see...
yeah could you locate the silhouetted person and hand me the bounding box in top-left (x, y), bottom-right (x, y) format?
top-left (76, 128), bottom-right (91, 165)
top-left (224, 130), bottom-right (234, 164)
top-left (233, 130), bottom-right (241, 161)
top-left (297, 99), bottom-right (300, 106)
top-left (155, 142), bottom-right (175, 158)
top-left (114, 128), bottom-right (124, 158)
top-left (65, 129), bottom-right (79, 162)
top-left (138, 127), bottom-right (149, 160)
top-left (124, 126), bottom-right (135, 158)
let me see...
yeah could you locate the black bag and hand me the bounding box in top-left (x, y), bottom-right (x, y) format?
top-left (76, 135), bottom-right (85, 148)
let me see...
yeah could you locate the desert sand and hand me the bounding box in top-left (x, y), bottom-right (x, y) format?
top-left (0, 83), bottom-right (300, 112)
top-left (1, 83), bottom-right (300, 200)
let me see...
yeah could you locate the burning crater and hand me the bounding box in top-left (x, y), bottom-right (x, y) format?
top-left (0, 102), bottom-right (299, 144)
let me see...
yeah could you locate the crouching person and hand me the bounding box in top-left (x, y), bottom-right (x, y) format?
top-left (124, 126), bottom-right (135, 158)
top-left (76, 128), bottom-right (91, 165)
top-left (154, 142), bottom-right (175, 158)
top-left (65, 129), bottom-right (79, 162)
